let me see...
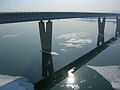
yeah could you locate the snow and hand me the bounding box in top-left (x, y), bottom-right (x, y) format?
top-left (0, 75), bottom-right (34, 90)
top-left (87, 65), bottom-right (120, 90)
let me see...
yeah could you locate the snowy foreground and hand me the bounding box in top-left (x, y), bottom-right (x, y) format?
top-left (87, 65), bottom-right (120, 90)
top-left (0, 75), bottom-right (34, 90)
top-left (1, 65), bottom-right (120, 90)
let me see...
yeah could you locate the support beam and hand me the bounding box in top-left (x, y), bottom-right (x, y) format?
top-left (115, 16), bottom-right (120, 36)
top-left (38, 20), bottom-right (54, 78)
top-left (97, 17), bottom-right (106, 46)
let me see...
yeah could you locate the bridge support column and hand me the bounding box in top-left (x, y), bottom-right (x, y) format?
top-left (38, 20), bottom-right (54, 78)
top-left (97, 17), bottom-right (106, 46)
top-left (115, 16), bottom-right (120, 37)
top-left (38, 20), bottom-right (52, 52)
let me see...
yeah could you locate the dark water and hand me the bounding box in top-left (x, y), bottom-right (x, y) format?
top-left (0, 19), bottom-right (120, 90)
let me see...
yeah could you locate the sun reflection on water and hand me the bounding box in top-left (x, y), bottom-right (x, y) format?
top-left (66, 67), bottom-right (80, 90)
top-left (67, 67), bottom-right (75, 84)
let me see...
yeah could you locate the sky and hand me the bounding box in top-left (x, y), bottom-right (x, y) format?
top-left (0, 0), bottom-right (120, 12)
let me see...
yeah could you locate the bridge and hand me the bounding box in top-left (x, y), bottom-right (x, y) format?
top-left (0, 12), bottom-right (120, 24)
top-left (1, 12), bottom-right (120, 89)
top-left (0, 12), bottom-right (120, 42)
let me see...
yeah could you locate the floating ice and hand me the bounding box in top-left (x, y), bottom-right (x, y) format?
top-left (60, 48), bottom-right (66, 52)
top-left (0, 75), bottom-right (20, 86)
top-left (40, 50), bottom-right (59, 56)
top-left (2, 34), bottom-right (19, 39)
top-left (59, 43), bottom-right (83, 48)
top-left (0, 75), bottom-right (34, 90)
top-left (57, 32), bottom-right (90, 39)
top-left (51, 52), bottom-right (59, 56)
top-left (87, 65), bottom-right (120, 90)
top-left (57, 32), bottom-right (92, 48)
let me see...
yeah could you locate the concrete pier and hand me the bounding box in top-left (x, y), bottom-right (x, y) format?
top-left (38, 20), bottom-right (54, 77)
top-left (97, 17), bottom-right (106, 46)
top-left (115, 16), bottom-right (120, 36)
top-left (38, 20), bottom-right (52, 52)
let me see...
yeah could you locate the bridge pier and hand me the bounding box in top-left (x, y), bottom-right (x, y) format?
top-left (38, 20), bottom-right (54, 77)
top-left (115, 16), bottom-right (120, 37)
top-left (38, 20), bottom-right (52, 52)
top-left (97, 17), bottom-right (106, 46)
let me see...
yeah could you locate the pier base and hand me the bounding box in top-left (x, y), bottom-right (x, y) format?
top-left (97, 17), bottom-right (106, 46)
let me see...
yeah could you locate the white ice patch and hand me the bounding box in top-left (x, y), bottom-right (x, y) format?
top-left (87, 65), bottom-right (120, 90)
top-left (0, 75), bottom-right (34, 90)
top-left (51, 52), bottom-right (59, 56)
top-left (57, 32), bottom-right (90, 39)
top-left (57, 32), bottom-right (92, 48)
top-left (2, 34), bottom-right (19, 39)
top-left (0, 75), bottom-right (20, 86)
top-left (60, 48), bottom-right (66, 52)
top-left (40, 50), bottom-right (59, 56)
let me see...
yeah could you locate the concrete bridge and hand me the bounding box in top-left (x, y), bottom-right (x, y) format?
top-left (0, 12), bottom-right (120, 46)
top-left (1, 12), bottom-right (120, 89)
top-left (0, 12), bottom-right (120, 24)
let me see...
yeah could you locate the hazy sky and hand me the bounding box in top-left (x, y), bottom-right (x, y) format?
top-left (0, 0), bottom-right (120, 12)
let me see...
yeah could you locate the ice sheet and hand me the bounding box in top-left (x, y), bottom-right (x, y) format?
top-left (0, 75), bottom-right (34, 90)
top-left (87, 65), bottom-right (120, 90)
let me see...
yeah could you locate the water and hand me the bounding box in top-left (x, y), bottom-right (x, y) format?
top-left (0, 18), bottom-right (119, 90)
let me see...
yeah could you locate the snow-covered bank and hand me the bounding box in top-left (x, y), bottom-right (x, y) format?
top-left (87, 65), bottom-right (120, 90)
top-left (0, 75), bottom-right (34, 90)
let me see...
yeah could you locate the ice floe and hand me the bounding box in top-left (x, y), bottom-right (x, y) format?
top-left (2, 34), bottom-right (19, 39)
top-left (0, 75), bottom-right (34, 90)
top-left (40, 50), bottom-right (59, 56)
top-left (57, 32), bottom-right (92, 48)
top-left (87, 65), bottom-right (120, 90)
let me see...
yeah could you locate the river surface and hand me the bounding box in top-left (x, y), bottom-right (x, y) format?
top-left (0, 18), bottom-right (120, 90)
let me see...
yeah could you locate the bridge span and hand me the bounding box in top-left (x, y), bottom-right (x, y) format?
top-left (0, 12), bottom-right (120, 45)
top-left (0, 12), bottom-right (120, 89)
top-left (0, 12), bottom-right (120, 24)
top-left (0, 12), bottom-right (120, 44)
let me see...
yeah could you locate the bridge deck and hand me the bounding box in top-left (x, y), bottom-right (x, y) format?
top-left (0, 12), bottom-right (120, 24)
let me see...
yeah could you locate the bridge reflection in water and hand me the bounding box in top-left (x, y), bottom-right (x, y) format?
top-left (35, 17), bottom-right (119, 90)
